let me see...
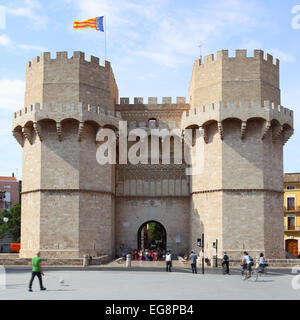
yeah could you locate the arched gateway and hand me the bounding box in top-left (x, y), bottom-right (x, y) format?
top-left (137, 221), bottom-right (167, 251)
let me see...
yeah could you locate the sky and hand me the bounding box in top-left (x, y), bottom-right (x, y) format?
top-left (0, 0), bottom-right (299, 178)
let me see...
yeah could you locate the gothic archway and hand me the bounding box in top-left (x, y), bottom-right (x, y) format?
top-left (137, 221), bottom-right (167, 250)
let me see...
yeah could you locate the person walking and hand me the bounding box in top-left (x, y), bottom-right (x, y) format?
top-left (165, 250), bottom-right (172, 272)
top-left (222, 251), bottom-right (230, 275)
top-left (189, 250), bottom-right (198, 274)
top-left (28, 252), bottom-right (46, 292)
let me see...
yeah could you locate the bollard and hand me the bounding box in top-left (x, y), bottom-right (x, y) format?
top-left (83, 254), bottom-right (89, 267)
top-left (126, 253), bottom-right (131, 268)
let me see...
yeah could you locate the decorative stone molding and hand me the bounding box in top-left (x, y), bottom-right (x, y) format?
top-left (56, 122), bottom-right (62, 141)
top-left (272, 125), bottom-right (283, 141)
top-left (33, 122), bottom-right (43, 141)
top-left (12, 129), bottom-right (24, 147)
top-left (241, 121), bottom-right (247, 140)
top-left (23, 126), bottom-right (33, 145)
top-left (78, 122), bottom-right (84, 142)
top-left (262, 120), bottom-right (271, 140)
top-left (116, 164), bottom-right (188, 180)
top-left (217, 122), bottom-right (224, 140)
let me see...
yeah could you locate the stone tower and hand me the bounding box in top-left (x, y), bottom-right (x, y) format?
top-left (13, 52), bottom-right (119, 258)
top-left (183, 49), bottom-right (294, 258)
top-left (13, 49), bottom-right (294, 260)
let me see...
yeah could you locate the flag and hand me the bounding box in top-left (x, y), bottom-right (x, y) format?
top-left (73, 16), bottom-right (104, 31)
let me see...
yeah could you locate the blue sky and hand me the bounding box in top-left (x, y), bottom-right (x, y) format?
top-left (0, 0), bottom-right (299, 178)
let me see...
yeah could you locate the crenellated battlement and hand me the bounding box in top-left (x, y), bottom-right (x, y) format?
top-left (26, 51), bottom-right (110, 69)
top-left (119, 97), bottom-right (187, 105)
top-left (198, 49), bottom-right (279, 67)
top-left (24, 51), bottom-right (118, 110)
top-left (13, 102), bottom-right (121, 131)
top-left (189, 49), bottom-right (281, 108)
top-left (182, 100), bottom-right (293, 129)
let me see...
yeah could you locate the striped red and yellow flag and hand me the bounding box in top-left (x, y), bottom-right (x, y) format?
top-left (73, 16), bottom-right (104, 31)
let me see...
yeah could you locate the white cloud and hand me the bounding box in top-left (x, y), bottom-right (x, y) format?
top-left (268, 48), bottom-right (296, 63)
top-left (0, 79), bottom-right (25, 111)
top-left (5, 0), bottom-right (49, 30)
top-left (18, 43), bottom-right (47, 51)
top-left (0, 34), bottom-right (13, 47)
top-left (72, 0), bottom-right (268, 67)
top-left (73, 0), bottom-right (130, 28)
top-left (0, 33), bottom-right (47, 51)
top-left (240, 40), bottom-right (296, 63)
top-left (240, 40), bottom-right (262, 51)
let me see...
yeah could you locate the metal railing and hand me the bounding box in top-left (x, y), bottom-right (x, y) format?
top-left (284, 206), bottom-right (300, 212)
top-left (284, 226), bottom-right (300, 232)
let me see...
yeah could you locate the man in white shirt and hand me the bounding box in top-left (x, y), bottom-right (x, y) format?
top-left (165, 251), bottom-right (172, 272)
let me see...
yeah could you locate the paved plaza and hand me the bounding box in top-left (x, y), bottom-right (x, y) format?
top-left (0, 265), bottom-right (299, 300)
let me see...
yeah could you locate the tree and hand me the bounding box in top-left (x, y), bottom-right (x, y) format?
top-left (148, 222), bottom-right (165, 241)
top-left (0, 204), bottom-right (21, 243)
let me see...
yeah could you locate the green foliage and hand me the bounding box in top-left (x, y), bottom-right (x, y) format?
top-left (0, 204), bottom-right (21, 243)
top-left (148, 222), bottom-right (165, 241)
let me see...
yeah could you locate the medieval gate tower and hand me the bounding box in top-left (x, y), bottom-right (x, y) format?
top-left (13, 49), bottom-right (294, 259)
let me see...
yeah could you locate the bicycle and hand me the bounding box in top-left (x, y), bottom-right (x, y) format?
top-left (241, 264), bottom-right (258, 281)
top-left (255, 263), bottom-right (268, 278)
top-left (241, 263), bottom-right (268, 281)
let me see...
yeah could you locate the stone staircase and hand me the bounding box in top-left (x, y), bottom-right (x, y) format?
top-left (106, 257), bottom-right (189, 268)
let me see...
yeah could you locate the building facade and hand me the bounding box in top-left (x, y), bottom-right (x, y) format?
top-left (0, 175), bottom-right (20, 253)
top-left (284, 173), bottom-right (300, 258)
top-left (12, 50), bottom-right (294, 259)
top-left (0, 175), bottom-right (20, 212)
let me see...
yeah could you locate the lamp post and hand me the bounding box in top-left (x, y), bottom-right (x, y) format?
top-left (0, 192), bottom-right (9, 224)
top-left (213, 239), bottom-right (218, 268)
top-left (201, 234), bottom-right (204, 274)
top-left (197, 234), bottom-right (205, 274)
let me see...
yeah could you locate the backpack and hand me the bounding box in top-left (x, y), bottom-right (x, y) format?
top-left (223, 254), bottom-right (229, 262)
top-left (248, 256), bottom-right (254, 266)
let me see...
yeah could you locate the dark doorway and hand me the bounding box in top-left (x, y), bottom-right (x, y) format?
top-left (137, 221), bottom-right (166, 251)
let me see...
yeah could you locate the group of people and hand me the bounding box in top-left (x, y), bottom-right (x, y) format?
top-left (241, 251), bottom-right (268, 278)
top-left (220, 251), bottom-right (268, 276)
top-left (126, 249), bottom-right (166, 261)
top-left (27, 250), bottom-right (269, 291)
top-left (183, 250), bottom-right (268, 276)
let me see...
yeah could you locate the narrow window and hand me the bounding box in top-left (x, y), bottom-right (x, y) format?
top-left (288, 217), bottom-right (296, 230)
top-left (287, 197), bottom-right (295, 210)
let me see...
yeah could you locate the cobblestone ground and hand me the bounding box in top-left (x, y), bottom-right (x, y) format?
top-left (0, 266), bottom-right (299, 300)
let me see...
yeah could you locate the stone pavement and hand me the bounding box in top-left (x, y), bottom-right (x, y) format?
top-left (0, 265), bottom-right (299, 300)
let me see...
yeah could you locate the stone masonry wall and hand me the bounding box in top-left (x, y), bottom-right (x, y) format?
top-left (25, 52), bottom-right (118, 111)
top-left (189, 50), bottom-right (280, 108)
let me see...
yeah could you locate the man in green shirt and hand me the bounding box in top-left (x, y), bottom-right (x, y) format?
top-left (28, 252), bottom-right (46, 292)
